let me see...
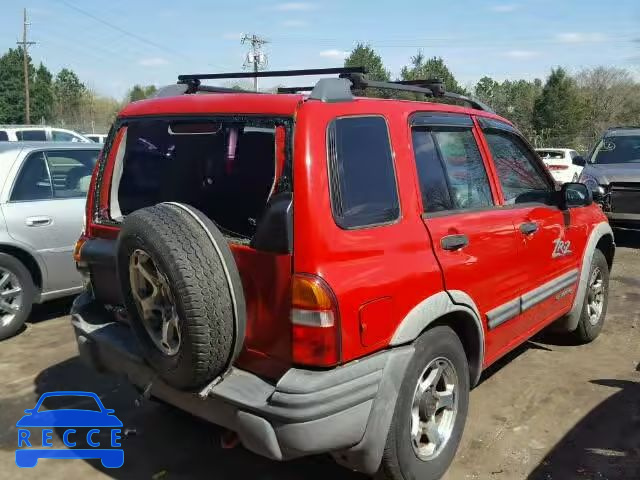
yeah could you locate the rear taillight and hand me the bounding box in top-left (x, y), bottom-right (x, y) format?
top-left (291, 274), bottom-right (340, 367)
top-left (547, 164), bottom-right (569, 170)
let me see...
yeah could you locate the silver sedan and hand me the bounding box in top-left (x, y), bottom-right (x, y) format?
top-left (0, 142), bottom-right (102, 339)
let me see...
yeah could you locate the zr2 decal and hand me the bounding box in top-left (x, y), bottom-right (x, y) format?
top-left (552, 238), bottom-right (572, 258)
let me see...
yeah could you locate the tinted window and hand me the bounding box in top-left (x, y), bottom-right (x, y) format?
top-left (485, 131), bottom-right (553, 204)
top-left (328, 117), bottom-right (399, 228)
top-left (412, 129), bottom-right (454, 212)
top-left (432, 130), bottom-right (493, 210)
top-left (11, 152), bottom-right (53, 201)
top-left (591, 135), bottom-right (640, 164)
top-left (52, 130), bottom-right (77, 142)
top-left (0, 131), bottom-right (8, 141)
top-left (16, 130), bottom-right (47, 141)
top-left (45, 150), bottom-right (99, 198)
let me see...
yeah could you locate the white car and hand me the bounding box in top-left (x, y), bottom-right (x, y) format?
top-left (535, 148), bottom-right (583, 184)
top-left (0, 126), bottom-right (91, 143)
top-left (85, 133), bottom-right (108, 143)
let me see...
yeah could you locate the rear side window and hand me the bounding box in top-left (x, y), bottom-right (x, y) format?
top-left (0, 131), bottom-right (8, 141)
top-left (16, 130), bottom-right (47, 141)
top-left (328, 116), bottom-right (399, 228)
top-left (11, 152), bottom-right (53, 201)
top-left (411, 128), bottom-right (493, 213)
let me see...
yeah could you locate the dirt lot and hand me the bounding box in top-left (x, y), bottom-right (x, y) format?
top-left (1, 230), bottom-right (638, 480)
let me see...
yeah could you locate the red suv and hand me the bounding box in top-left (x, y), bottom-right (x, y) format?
top-left (71, 68), bottom-right (615, 480)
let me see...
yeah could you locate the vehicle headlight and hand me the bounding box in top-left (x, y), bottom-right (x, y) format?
top-left (579, 174), bottom-right (602, 193)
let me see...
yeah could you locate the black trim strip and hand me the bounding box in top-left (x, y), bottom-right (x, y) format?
top-left (411, 112), bottom-right (473, 128)
top-left (486, 269), bottom-right (579, 330)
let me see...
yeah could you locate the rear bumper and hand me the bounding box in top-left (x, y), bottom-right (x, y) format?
top-left (71, 293), bottom-right (413, 473)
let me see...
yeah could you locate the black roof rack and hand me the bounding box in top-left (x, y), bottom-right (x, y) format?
top-left (159, 66), bottom-right (492, 112)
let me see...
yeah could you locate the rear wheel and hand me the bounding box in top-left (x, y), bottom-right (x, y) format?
top-left (379, 326), bottom-right (469, 480)
top-left (0, 253), bottom-right (34, 341)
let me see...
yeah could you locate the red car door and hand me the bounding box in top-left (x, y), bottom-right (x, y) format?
top-left (409, 113), bottom-right (529, 366)
top-left (478, 118), bottom-right (583, 348)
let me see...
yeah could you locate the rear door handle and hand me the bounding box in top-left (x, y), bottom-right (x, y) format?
top-left (441, 234), bottom-right (469, 251)
top-left (25, 216), bottom-right (52, 227)
top-left (520, 222), bottom-right (539, 235)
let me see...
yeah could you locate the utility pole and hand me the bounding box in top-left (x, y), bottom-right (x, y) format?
top-left (241, 34), bottom-right (269, 92)
top-left (17, 8), bottom-right (36, 124)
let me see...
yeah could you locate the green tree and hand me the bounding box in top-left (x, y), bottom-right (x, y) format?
top-left (0, 47), bottom-right (32, 123)
top-left (344, 43), bottom-right (391, 98)
top-left (533, 67), bottom-right (586, 145)
top-left (128, 84), bottom-right (157, 102)
top-left (54, 68), bottom-right (86, 125)
top-left (400, 52), bottom-right (466, 94)
top-left (31, 63), bottom-right (54, 123)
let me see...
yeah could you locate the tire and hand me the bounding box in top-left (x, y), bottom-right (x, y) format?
top-left (117, 202), bottom-right (246, 390)
top-left (0, 253), bottom-right (35, 341)
top-left (570, 249), bottom-right (609, 343)
top-left (379, 326), bottom-right (470, 480)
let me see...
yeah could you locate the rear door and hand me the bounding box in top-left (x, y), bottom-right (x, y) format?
top-left (479, 119), bottom-right (584, 338)
top-left (410, 113), bottom-right (528, 365)
top-left (2, 149), bottom-right (98, 292)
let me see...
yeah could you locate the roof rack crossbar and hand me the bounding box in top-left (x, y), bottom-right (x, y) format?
top-left (178, 67), bottom-right (366, 83)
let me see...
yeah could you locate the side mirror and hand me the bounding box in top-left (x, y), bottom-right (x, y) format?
top-left (560, 182), bottom-right (592, 210)
top-left (572, 155), bottom-right (586, 167)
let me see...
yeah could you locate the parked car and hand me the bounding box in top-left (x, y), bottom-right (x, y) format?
top-left (0, 125), bottom-right (91, 143)
top-left (85, 133), bottom-right (108, 144)
top-left (0, 142), bottom-right (101, 340)
top-left (71, 69), bottom-right (615, 480)
top-left (579, 126), bottom-right (640, 229)
top-left (535, 148), bottom-right (583, 183)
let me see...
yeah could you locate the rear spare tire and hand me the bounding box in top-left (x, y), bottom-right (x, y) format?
top-left (116, 202), bottom-right (246, 390)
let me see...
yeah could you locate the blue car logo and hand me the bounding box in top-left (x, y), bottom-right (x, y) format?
top-left (16, 391), bottom-right (124, 468)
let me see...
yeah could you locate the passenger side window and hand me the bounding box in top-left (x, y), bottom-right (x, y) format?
top-left (45, 150), bottom-right (99, 198)
top-left (11, 152), bottom-right (53, 201)
top-left (328, 116), bottom-right (399, 228)
top-left (412, 128), bottom-right (493, 213)
top-left (16, 130), bottom-right (47, 141)
top-left (484, 131), bottom-right (553, 204)
top-left (52, 130), bottom-right (77, 142)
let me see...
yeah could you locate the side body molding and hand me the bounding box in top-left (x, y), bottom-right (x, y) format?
top-left (560, 221), bottom-right (614, 331)
top-left (390, 290), bottom-right (485, 386)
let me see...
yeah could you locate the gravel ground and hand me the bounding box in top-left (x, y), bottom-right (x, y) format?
top-left (1, 229), bottom-right (638, 480)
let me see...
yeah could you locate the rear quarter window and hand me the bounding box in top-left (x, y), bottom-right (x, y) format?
top-left (16, 130), bottom-right (47, 141)
top-left (327, 116), bottom-right (399, 228)
top-left (0, 131), bottom-right (8, 141)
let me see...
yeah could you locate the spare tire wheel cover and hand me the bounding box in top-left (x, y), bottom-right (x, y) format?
top-left (164, 202), bottom-right (246, 363)
top-left (117, 202), bottom-right (246, 390)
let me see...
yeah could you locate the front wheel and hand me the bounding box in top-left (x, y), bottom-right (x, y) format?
top-left (570, 249), bottom-right (609, 343)
top-left (379, 326), bottom-right (469, 480)
top-left (0, 253), bottom-right (35, 341)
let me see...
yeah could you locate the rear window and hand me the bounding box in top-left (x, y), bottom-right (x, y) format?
top-left (16, 130), bottom-right (47, 141)
top-left (112, 118), bottom-right (288, 240)
top-left (328, 116), bottom-right (399, 228)
top-left (537, 150), bottom-right (564, 159)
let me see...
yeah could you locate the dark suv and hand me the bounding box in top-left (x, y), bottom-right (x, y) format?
top-left (579, 126), bottom-right (640, 228)
top-left (71, 68), bottom-right (615, 480)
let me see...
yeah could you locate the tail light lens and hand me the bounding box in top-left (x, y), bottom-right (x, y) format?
top-left (291, 274), bottom-right (340, 367)
top-left (548, 164), bottom-right (569, 170)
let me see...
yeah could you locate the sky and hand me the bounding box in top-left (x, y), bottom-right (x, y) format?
top-left (0, 0), bottom-right (638, 99)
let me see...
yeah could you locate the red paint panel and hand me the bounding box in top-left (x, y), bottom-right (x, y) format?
top-left (231, 245), bottom-right (293, 379)
top-left (359, 297), bottom-right (393, 347)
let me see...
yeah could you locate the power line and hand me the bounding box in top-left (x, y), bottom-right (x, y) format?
top-left (54, 0), bottom-right (191, 61)
top-left (17, 8), bottom-right (36, 124)
top-left (242, 34), bottom-right (269, 91)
